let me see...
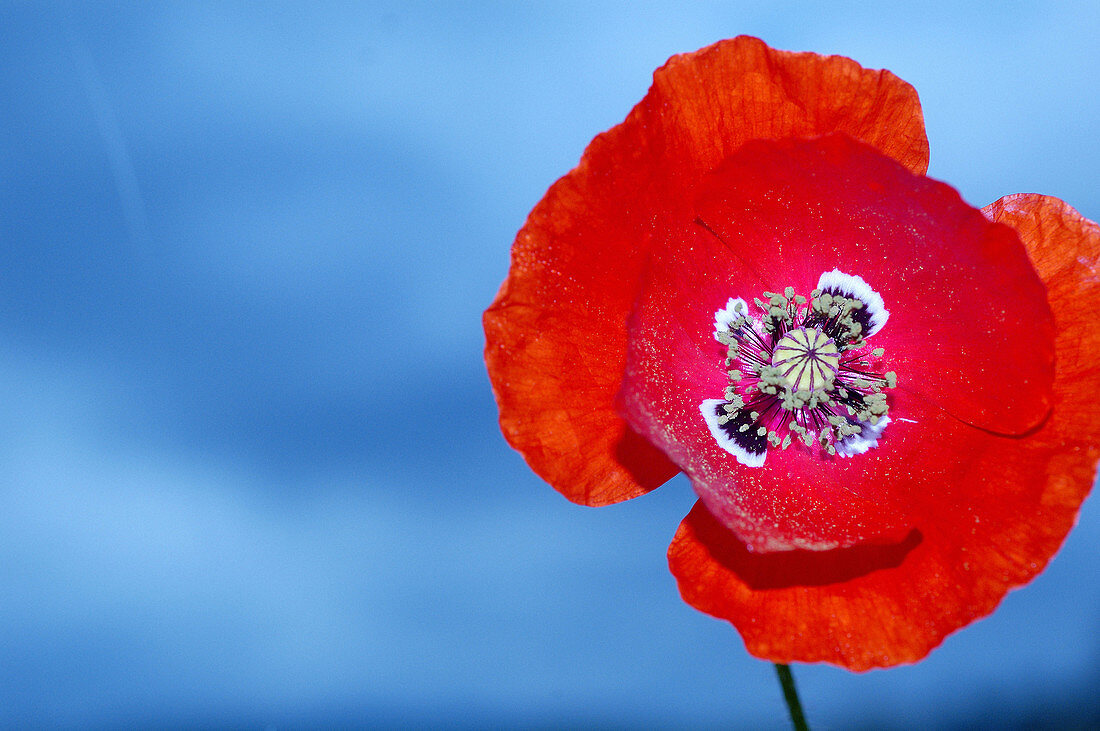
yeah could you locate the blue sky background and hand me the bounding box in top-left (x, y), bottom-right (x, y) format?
top-left (1, 2), bottom-right (1098, 727)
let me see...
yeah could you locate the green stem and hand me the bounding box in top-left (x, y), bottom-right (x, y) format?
top-left (774, 663), bottom-right (810, 731)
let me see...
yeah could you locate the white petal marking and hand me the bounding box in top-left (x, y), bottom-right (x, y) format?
top-left (713, 297), bottom-right (749, 342)
top-left (835, 416), bottom-right (891, 457)
top-left (816, 269), bottom-right (889, 336)
top-left (700, 399), bottom-right (766, 467)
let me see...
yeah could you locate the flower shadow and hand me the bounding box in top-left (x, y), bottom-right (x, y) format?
top-left (694, 507), bottom-right (923, 589)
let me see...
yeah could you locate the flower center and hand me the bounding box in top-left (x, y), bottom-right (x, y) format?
top-left (701, 270), bottom-right (896, 467)
top-left (770, 327), bottom-right (840, 392)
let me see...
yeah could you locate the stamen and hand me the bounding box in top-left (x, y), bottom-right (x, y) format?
top-left (703, 272), bottom-right (896, 466)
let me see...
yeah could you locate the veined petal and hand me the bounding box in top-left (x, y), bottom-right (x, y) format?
top-left (981, 194), bottom-right (1100, 515)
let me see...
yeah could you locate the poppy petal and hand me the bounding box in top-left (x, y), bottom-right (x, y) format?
top-left (485, 37), bottom-right (930, 505)
top-left (664, 194), bottom-right (1100, 670)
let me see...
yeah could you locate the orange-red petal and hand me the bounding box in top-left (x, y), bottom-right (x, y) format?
top-left (485, 37), bottom-right (929, 506)
top-left (667, 194), bottom-right (1100, 670)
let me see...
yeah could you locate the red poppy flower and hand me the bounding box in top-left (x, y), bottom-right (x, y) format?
top-left (484, 36), bottom-right (1100, 670)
